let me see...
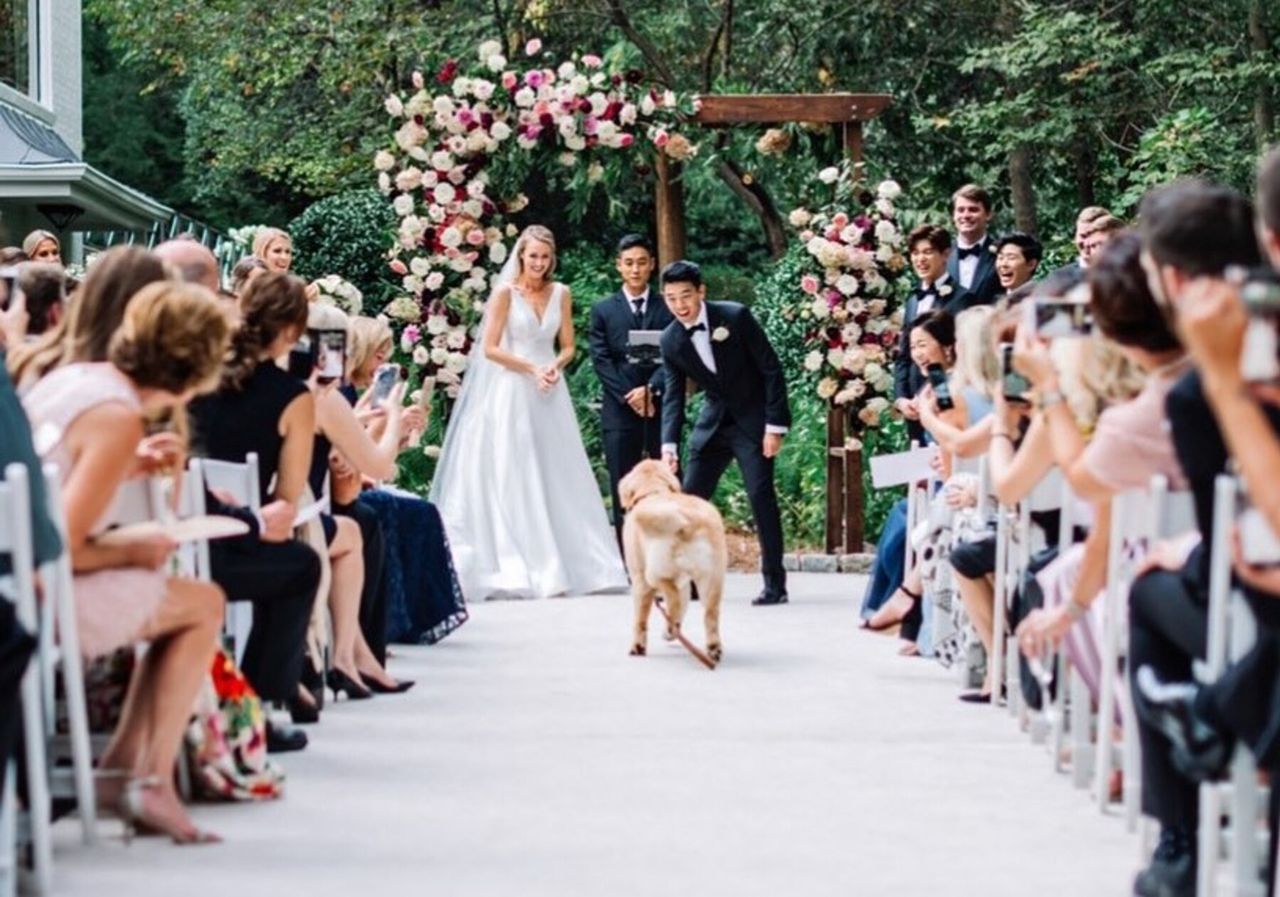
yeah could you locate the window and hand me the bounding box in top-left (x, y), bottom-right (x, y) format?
top-left (0, 1), bottom-right (31, 97)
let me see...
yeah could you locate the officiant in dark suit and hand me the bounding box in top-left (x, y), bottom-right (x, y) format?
top-left (658, 260), bottom-right (791, 605)
top-left (588, 234), bottom-right (674, 544)
top-left (893, 224), bottom-right (976, 444)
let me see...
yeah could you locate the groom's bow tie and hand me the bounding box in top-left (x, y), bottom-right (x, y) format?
top-left (686, 322), bottom-right (707, 334)
top-left (956, 244), bottom-right (982, 260)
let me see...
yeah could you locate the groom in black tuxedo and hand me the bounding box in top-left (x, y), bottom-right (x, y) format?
top-left (658, 260), bottom-right (791, 605)
top-left (588, 234), bottom-right (674, 544)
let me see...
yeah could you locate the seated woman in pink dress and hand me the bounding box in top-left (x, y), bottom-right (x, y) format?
top-left (1013, 231), bottom-right (1189, 699)
top-left (22, 280), bottom-right (230, 844)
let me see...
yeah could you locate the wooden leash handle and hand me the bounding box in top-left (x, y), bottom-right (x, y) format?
top-left (653, 595), bottom-right (717, 670)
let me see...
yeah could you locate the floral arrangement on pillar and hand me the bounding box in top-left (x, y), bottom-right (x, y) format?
top-left (785, 167), bottom-right (908, 447)
top-left (374, 38), bottom-right (697, 398)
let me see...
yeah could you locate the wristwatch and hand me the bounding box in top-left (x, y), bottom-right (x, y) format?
top-left (1037, 389), bottom-right (1065, 411)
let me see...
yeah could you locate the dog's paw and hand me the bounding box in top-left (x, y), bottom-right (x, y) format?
top-left (662, 627), bottom-right (677, 642)
top-left (629, 643), bottom-right (647, 657)
top-left (707, 643), bottom-right (722, 664)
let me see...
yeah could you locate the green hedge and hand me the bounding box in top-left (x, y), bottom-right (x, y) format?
top-left (289, 189), bottom-right (398, 313)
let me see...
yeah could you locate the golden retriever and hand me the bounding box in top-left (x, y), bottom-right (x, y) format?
top-left (617, 459), bottom-right (727, 664)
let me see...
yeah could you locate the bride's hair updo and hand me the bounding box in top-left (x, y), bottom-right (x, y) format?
top-left (515, 225), bottom-right (557, 281)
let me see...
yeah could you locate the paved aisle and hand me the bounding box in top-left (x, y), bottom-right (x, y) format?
top-left (51, 573), bottom-right (1137, 896)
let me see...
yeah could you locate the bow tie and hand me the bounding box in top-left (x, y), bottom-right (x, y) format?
top-left (956, 244), bottom-right (982, 260)
top-left (686, 322), bottom-right (707, 334)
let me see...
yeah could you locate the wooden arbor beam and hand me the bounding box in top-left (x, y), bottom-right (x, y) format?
top-left (653, 92), bottom-right (892, 556)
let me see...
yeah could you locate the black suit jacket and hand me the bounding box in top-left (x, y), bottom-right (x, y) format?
top-left (892, 280), bottom-right (978, 403)
top-left (1167, 369), bottom-right (1280, 629)
top-left (588, 289), bottom-right (673, 431)
top-left (660, 301), bottom-right (790, 452)
top-left (946, 235), bottom-right (1000, 305)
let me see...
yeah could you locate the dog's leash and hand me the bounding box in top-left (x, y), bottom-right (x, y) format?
top-left (651, 595), bottom-right (717, 670)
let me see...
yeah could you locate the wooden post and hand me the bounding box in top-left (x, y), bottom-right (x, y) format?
top-left (825, 406), bottom-right (845, 555)
top-left (654, 153), bottom-right (687, 269)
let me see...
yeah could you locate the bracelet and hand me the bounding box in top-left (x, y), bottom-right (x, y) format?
top-left (1037, 389), bottom-right (1065, 411)
top-left (1065, 598), bottom-right (1088, 622)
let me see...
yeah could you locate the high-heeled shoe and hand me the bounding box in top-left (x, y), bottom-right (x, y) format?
top-left (365, 678), bottom-right (414, 695)
top-left (860, 586), bottom-right (921, 632)
top-left (120, 777), bottom-right (220, 845)
top-left (288, 693), bottom-right (321, 724)
top-left (326, 668), bottom-right (373, 700)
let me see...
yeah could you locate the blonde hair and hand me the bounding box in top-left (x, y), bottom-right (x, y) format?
top-left (950, 306), bottom-right (1000, 399)
top-left (1051, 335), bottom-right (1145, 432)
top-left (515, 225), bottom-right (557, 280)
top-left (108, 281), bottom-right (229, 396)
top-left (306, 301), bottom-right (350, 333)
top-left (252, 227), bottom-right (292, 262)
top-left (347, 316), bottom-right (394, 381)
top-left (22, 229), bottom-right (59, 258)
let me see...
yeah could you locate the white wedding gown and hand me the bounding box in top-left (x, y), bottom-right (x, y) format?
top-left (429, 282), bottom-right (628, 599)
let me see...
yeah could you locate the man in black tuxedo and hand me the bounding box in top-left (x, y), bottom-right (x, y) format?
top-left (1114, 181), bottom-right (1278, 897)
top-left (588, 234), bottom-right (674, 544)
top-left (893, 224), bottom-right (975, 444)
top-left (658, 261), bottom-right (791, 605)
top-left (946, 184), bottom-right (1001, 304)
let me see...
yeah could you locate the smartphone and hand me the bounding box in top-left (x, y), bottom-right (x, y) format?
top-left (1240, 507), bottom-right (1280, 567)
top-left (0, 265), bottom-right (19, 311)
top-left (1001, 342), bottom-right (1030, 403)
top-left (287, 331), bottom-right (315, 381)
top-left (925, 363), bottom-right (954, 411)
top-left (311, 328), bottom-right (347, 386)
top-left (1034, 300), bottom-right (1093, 339)
top-left (1239, 268), bottom-right (1280, 383)
top-left (369, 363), bottom-right (403, 407)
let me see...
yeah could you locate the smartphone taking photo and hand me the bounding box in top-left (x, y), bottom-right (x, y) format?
top-left (1001, 342), bottom-right (1031, 403)
top-left (925, 363), bottom-right (954, 411)
top-left (369, 363), bottom-right (403, 407)
top-left (1034, 299), bottom-right (1093, 339)
top-left (312, 328), bottom-right (347, 386)
top-left (1239, 268), bottom-right (1280, 384)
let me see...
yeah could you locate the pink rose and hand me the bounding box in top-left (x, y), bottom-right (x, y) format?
top-left (581, 54), bottom-right (602, 68)
top-left (801, 274), bottom-right (820, 295)
top-left (466, 229), bottom-right (486, 247)
top-left (389, 259), bottom-right (409, 275)
top-left (525, 38), bottom-right (542, 56)
top-left (525, 69), bottom-right (545, 89)
top-left (832, 212), bottom-right (850, 229)
top-left (618, 133), bottom-right (634, 147)
top-left (502, 71), bottom-right (518, 90)
top-left (653, 128), bottom-right (670, 147)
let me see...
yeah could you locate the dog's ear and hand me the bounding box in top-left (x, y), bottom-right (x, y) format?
top-left (618, 472), bottom-right (638, 511)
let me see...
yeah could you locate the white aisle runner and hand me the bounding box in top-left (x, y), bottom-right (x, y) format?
top-left (51, 573), bottom-right (1137, 897)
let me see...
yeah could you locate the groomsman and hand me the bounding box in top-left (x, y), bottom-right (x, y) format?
top-left (893, 224), bottom-right (975, 443)
top-left (588, 234), bottom-right (674, 544)
top-left (947, 184), bottom-right (1001, 304)
top-left (659, 261), bottom-right (791, 605)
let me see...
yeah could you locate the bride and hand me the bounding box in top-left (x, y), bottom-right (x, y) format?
top-left (430, 224), bottom-right (628, 599)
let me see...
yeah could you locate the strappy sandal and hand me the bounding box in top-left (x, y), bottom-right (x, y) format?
top-left (861, 585), bottom-right (922, 632)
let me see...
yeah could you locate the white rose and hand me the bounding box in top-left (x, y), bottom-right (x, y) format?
top-left (465, 131), bottom-right (489, 153)
top-left (864, 362), bottom-right (884, 384)
top-left (803, 350), bottom-right (824, 372)
top-left (486, 55), bottom-right (507, 73)
top-left (407, 145), bottom-right (429, 163)
top-left (409, 256), bottom-right (432, 277)
top-left (395, 167), bottom-right (423, 191)
top-left (426, 315), bottom-right (449, 335)
top-left (836, 274), bottom-right (860, 297)
top-left (478, 40), bottom-right (503, 61)
top-left (817, 377), bottom-right (839, 400)
top-left (514, 87), bottom-right (535, 107)
top-left (840, 224), bottom-right (864, 245)
top-left (452, 77), bottom-right (471, 98)
top-left (432, 96), bottom-right (455, 117)
top-left (425, 272), bottom-right (445, 291)
top-left (558, 152), bottom-right (577, 167)
top-left (392, 194), bottom-right (415, 217)
top-left (788, 208), bottom-right (812, 228)
top-left (445, 353), bottom-right (468, 374)
top-left (489, 242), bottom-right (508, 264)
top-left (818, 166), bottom-right (840, 184)
top-left (440, 227), bottom-right (463, 248)
top-left (875, 197), bottom-right (895, 217)
top-left (433, 183), bottom-right (458, 205)
top-left (431, 347), bottom-right (449, 365)
top-left (412, 345), bottom-right (430, 365)
top-left (377, 172), bottom-right (392, 194)
top-left (564, 134), bottom-right (586, 152)
top-left (877, 179), bottom-right (902, 200)
top-left (461, 200), bottom-right (484, 219)
top-left (874, 221), bottom-right (898, 244)
top-left (490, 121), bottom-right (512, 141)
top-left (811, 297), bottom-right (830, 319)
top-left (384, 95), bottom-right (404, 117)
top-left (374, 150), bottom-right (396, 171)
top-left (558, 62), bottom-right (577, 80)
top-left (640, 94), bottom-right (656, 116)
top-left (827, 349), bottom-right (846, 369)
top-left (430, 151), bottom-right (453, 171)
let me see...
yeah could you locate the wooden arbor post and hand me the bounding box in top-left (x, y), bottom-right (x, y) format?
top-left (654, 93), bottom-right (892, 555)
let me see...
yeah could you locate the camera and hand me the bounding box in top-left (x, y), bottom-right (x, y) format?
top-left (1239, 267), bottom-right (1280, 383)
top-left (926, 363), bottom-right (954, 411)
top-left (1001, 342), bottom-right (1031, 403)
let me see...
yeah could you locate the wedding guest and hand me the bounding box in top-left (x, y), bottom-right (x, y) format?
top-left (0, 247), bottom-right (26, 266)
top-left (894, 224), bottom-right (974, 444)
top-left (18, 263), bottom-right (67, 337)
top-left (994, 232), bottom-right (1042, 295)
top-left (189, 271), bottom-right (322, 744)
top-left (1067, 206), bottom-right (1110, 270)
top-left (252, 228), bottom-right (295, 273)
top-left (946, 184), bottom-right (1000, 304)
top-left (1079, 214), bottom-right (1124, 268)
top-left (307, 301), bottom-right (405, 694)
top-left (22, 281), bottom-right (229, 843)
top-left (22, 229), bottom-right (61, 266)
top-left (342, 315), bottom-right (467, 647)
top-left (231, 255), bottom-right (268, 296)
top-left (8, 245), bottom-right (167, 388)
top-left (588, 234), bottom-right (673, 544)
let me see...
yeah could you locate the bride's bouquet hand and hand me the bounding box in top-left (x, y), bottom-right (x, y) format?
top-left (536, 365), bottom-right (560, 392)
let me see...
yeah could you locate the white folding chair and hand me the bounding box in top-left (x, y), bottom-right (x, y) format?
top-left (199, 455), bottom-right (260, 663)
top-left (1049, 476), bottom-right (1078, 768)
top-left (0, 464), bottom-right (53, 895)
top-left (33, 465), bottom-right (97, 850)
top-left (1197, 475), bottom-right (1270, 897)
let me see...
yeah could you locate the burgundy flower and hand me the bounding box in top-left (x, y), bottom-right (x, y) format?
top-left (625, 69), bottom-right (644, 84)
top-left (603, 100), bottom-right (622, 120)
top-left (413, 114), bottom-right (425, 126)
top-left (611, 74), bottom-right (623, 87)
top-left (480, 112), bottom-right (495, 129)
top-left (539, 112), bottom-right (554, 128)
top-left (437, 59), bottom-right (458, 84)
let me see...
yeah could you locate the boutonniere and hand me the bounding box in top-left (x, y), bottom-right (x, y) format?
top-left (938, 284), bottom-right (953, 297)
top-left (988, 243), bottom-right (998, 254)
top-left (712, 326), bottom-right (730, 342)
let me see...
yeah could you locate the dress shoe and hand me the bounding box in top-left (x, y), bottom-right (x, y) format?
top-left (1133, 666), bottom-right (1231, 782)
top-left (366, 678), bottom-right (415, 695)
top-left (752, 590), bottom-right (789, 606)
top-left (266, 722), bottom-right (308, 754)
top-left (326, 668), bottom-right (373, 700)
top-left (288, 694), bottom-right (320, 725)
top-left (958, 690), bottom-right (992, 704)
top-left (1133, 828), bottom-right (1195, 897)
